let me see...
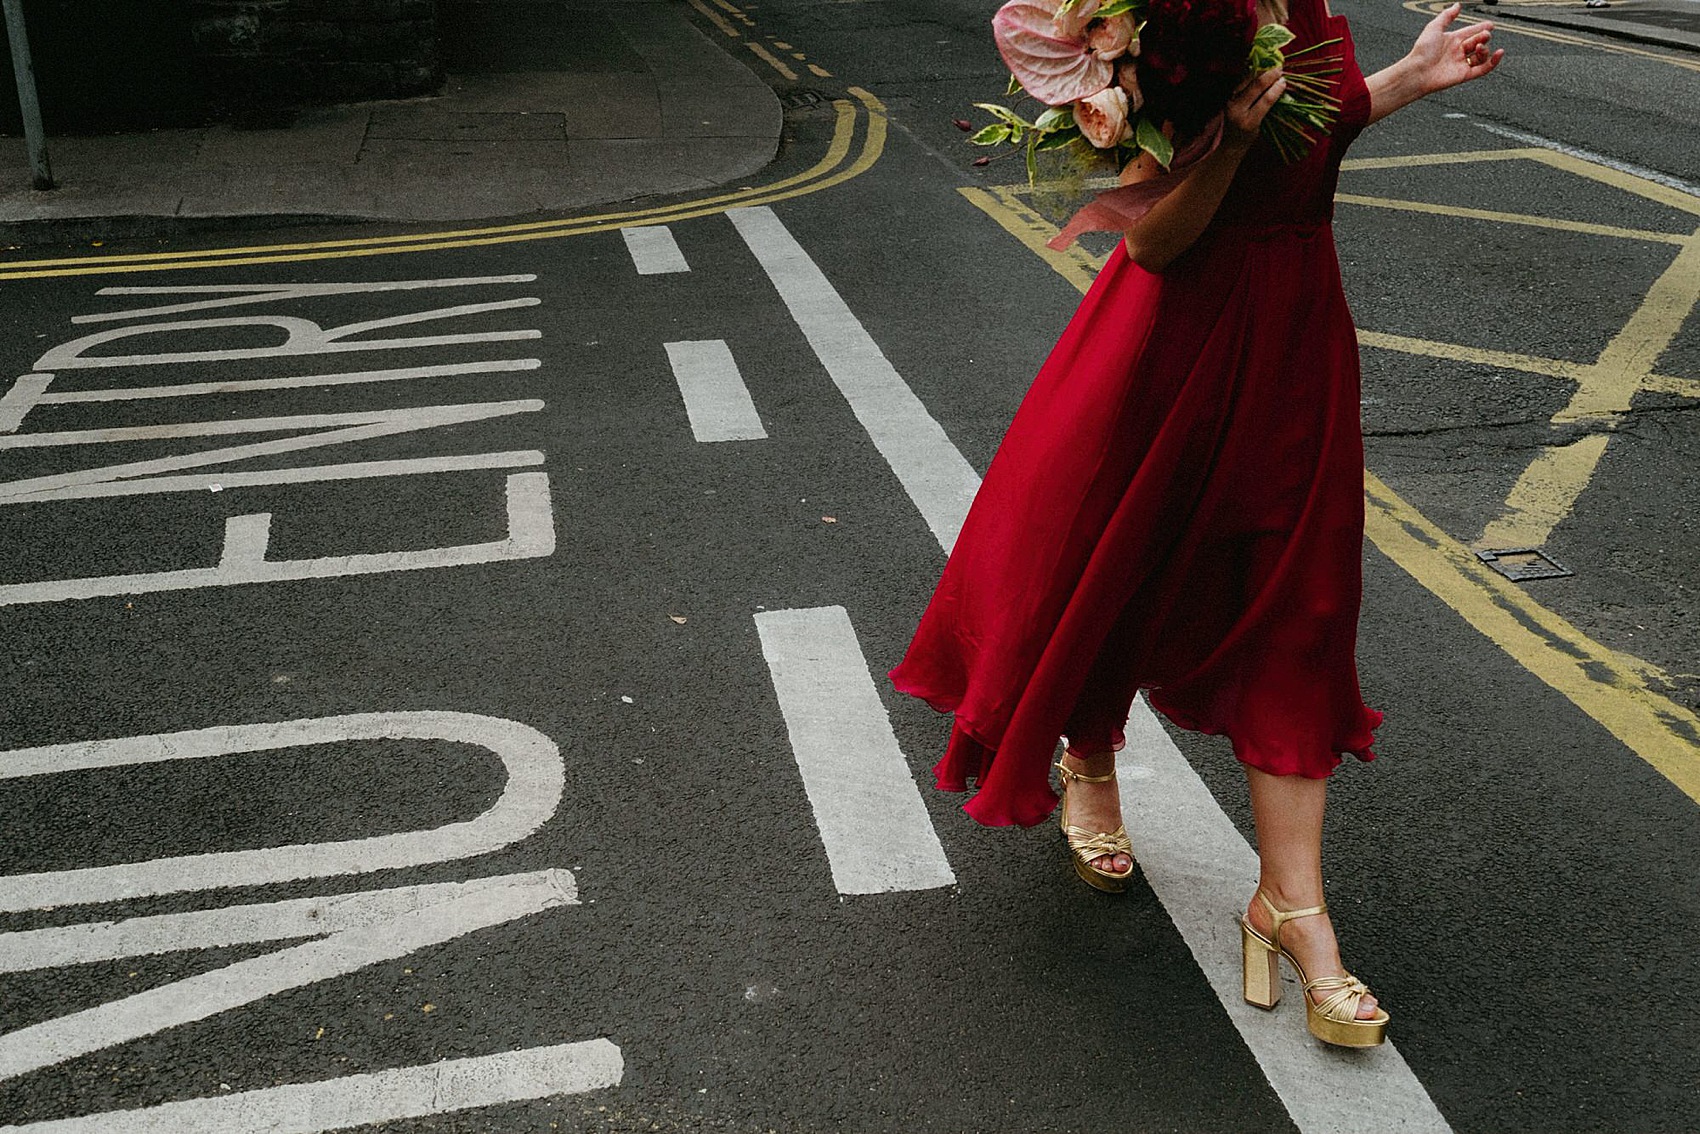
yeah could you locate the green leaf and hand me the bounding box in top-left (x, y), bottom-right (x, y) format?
top-left (1025, 133), bottom-right (1040, 185)
top-left (1253, 22), bottom-right (1296, 51)
top-left (1135, 115), bottom-right (1173, 169)
top-left (973, 102), bottom-right (1035, 132)
top-left (1006, 72), bottom-right (1024, 98)
top-left (969, 123), bottom-right (1013, 146)
top-left (1034, 124), bottom-right (1082, 151)
top-left (1096, 0), bottom-right (1144, 18)
top-left (1033, 106), bottom-right (1073, 132)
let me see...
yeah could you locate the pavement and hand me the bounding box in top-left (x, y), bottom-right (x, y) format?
top-left (1468, 0), bottom-right (1700, 50)
top-left (0, 0), bottom-right (781, 240)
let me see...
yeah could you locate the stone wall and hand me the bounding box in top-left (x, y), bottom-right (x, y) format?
top-left (0, 0), bottom-right (443, 133)
top-left (189, 0), bottom-right (443, 120)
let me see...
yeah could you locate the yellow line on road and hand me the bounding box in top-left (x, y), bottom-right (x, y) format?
top-left (1477, 433), bottom-right (1614, 550)
top-left (1404, 0), bottom-right (1700, 74)
top-left (962, 180), bottom-right (1700, 807)
top-left (0, 91), bottom-right (889, 280)
top-left (747, 40), bottom-right (800, 81)
top-left (1355, 330), bottom-right (1590, 381)
top-left (1367, 471), bottom-right (1700, 804)
top-left (1336, 193), bottom-right (1691, 244)
top-left (1340, 149), bottom-right (1545, 170)
top-left (684, 0), bottom-right (741, 38)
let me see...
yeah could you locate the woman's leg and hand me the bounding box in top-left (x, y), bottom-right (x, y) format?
top-left (1056, 745), bottom-right (1133, 875)
top-left (1243, 766), bottom-right (1379, 1018)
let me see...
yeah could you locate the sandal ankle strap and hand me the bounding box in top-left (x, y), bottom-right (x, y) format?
top-left (1055, 759), bottom-right (1117, 785)
top-left (1255, 888), bottom-right (1328, 948)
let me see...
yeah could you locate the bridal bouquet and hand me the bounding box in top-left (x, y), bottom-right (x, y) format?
top-left (972, 0), bottom-right (1341, 180)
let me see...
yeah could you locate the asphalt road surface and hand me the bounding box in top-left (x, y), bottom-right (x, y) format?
top-left (2, 1), bottom-right (1698, 1132)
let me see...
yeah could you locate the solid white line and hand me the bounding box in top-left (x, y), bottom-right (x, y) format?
top-left (0, 870), bottom-right (577, 972)
top-left (0, 376), bottom-right (52, 432)
top-left (1474, 122), bottom-right (1700, 198)
top-left (0, 1039), bottom-right (622, 1133)
top-left (621, 225), bottom-right (691, 274)
top-left (749, 204), bottom-right (1455, 1129)
top-left (1117, 703), bottom-right (1453, 1133)
top-left (755, 606), bottom-right (956, 895)
top-left (727, 206), bottom-right (981, 550)
top-left (76, 275), bottom-right (540, 324)
top-left (664, 340), bottom-right (767, 442)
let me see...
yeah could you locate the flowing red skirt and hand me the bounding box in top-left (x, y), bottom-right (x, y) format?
top-left (889, 223), bottom-right (1382, 828)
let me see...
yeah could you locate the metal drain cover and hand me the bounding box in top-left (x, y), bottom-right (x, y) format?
top-left (1475, 547), bottom-right (1575, 581)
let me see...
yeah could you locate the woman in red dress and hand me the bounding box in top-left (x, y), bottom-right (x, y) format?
top-left (891, 0), bottom-right (1501, 1047)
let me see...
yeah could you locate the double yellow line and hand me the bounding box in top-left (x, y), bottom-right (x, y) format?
top-left (0, 88), bottom-right (888, 281)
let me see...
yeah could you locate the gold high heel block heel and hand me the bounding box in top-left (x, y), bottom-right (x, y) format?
top-left (1240, 889), bottom-right (1389, 1048)
top-left (1054, 759), bottom-right (1135, 893)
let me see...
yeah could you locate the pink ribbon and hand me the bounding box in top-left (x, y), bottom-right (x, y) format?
top-left (1046, 116), bottom-right (1225, 251)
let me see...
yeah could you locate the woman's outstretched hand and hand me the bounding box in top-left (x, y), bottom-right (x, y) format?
top-left (1409, 3), bottom-right (1505, 93)
top-left (1224, 68), bottom-right (1287, 151)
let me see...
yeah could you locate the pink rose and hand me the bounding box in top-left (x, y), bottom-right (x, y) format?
top-left (1052, 0), bottom-right (1102, 39)
top-left (1087, 14), bottom-right (1136, 61)
top-left (1116, 58), bottom-right (1145, 112)
top-left (1073, 86), bottom-right (1133, 148)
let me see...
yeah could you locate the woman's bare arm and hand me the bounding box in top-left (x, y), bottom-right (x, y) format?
top-left (1122, 69), bottom-right (1287, 272)
top-left (1366, 3), bottom-right (1503, 126)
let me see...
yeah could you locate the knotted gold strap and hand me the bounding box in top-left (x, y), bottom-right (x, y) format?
top-left (1054, 760), bottom-right (1117, 786)
top-left (1303, 973), bottom-right (1376, 1024)
top-left (1062, 823), bottom-right (1133, 865)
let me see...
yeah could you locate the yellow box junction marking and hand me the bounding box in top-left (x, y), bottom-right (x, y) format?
top-left (960, 153), bottom-right (1700, 806)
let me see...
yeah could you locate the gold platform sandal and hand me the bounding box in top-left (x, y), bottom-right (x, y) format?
top-left (1054, 759), bottom-right (1135, 893)
top-left (1240, 889), bottom-right (1389, 1048)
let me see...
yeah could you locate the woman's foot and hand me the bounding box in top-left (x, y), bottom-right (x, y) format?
top-left (1244, 889), bottom-right (1380, 1019)
top-left (1058, 748), bottom-right (1133, 876)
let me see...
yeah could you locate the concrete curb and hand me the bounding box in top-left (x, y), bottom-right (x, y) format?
top-left (1472, 1), bottom-right (1700, 53)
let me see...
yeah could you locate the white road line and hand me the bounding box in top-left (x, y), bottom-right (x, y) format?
top-left (621, 225), bottom-right (691, 274)
top-left (1474, 122), bottom-right (1700, 198)
top-left (741, 207), bottom-right (1453, 1130)
top-left (664, 340), bottom-right (767, 442)
top-left (1118, 704), bottom-right (1452, 1134)
top-left (0, 1039), bottom-right (622, 1133)
top-left (755, 606), bottom-right (956, 895)
top-left (727, 206), bottom-right (981, 551)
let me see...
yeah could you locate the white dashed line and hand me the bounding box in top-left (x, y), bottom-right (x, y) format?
top-left (755, 605), bottom-right (955, 895)
top-left (621, 224), bottom-right (691, 274)
top-left (665, 339), bottom-right (767, 441)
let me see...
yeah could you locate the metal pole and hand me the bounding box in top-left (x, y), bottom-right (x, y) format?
top-left (2, 0), bottom-right (53, 190)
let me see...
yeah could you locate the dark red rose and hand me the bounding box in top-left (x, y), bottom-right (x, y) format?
top-left (1136, 0), bottom-right (1258, 137)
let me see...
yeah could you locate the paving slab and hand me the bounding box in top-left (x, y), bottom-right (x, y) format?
top-left (1473, 0), bottom-right (1700, 51)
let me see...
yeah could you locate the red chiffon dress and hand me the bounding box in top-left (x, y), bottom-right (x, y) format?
top-left (890, 0), bottom-right (1382, 829)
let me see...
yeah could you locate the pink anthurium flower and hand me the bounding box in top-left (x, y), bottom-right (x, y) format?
top-left (993, 0), bottom-right (1115, 106)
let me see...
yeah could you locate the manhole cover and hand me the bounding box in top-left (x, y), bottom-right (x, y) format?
top-left (781, 90), bottom-right (829, 109)
top-left (1476, 547), bottom-right (1575, 581)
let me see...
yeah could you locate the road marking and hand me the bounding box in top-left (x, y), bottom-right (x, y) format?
top-left (23, 359), bottom-right (541, 407)
top-left (961, 177), bottom-right (1700, 806)
top-left (621, 225), bottom-right (691, 275)
top-left (0, 1039), bottom-right (623, 1134)
top-left (684, 0), bottom-right (741, 38)
top-left (0, 871), bottom-right (578, 1083)
top-left (1334, 193), bottom-right (1691, 244)
top-left (0, 870), bottom-right (573, 970)
top-left (0, 712), bottom-right (565, 910)
top-left (761, 204), bottom-right (1451, 1121)
top-left (746, 40), bottom-right (800, 81)
top-left (754, 606), bottom-right (955, 894)
top-left (1116, 702), bottom-right (1453, 1134)
top-left (1471, 125), bottom-right (1700, 201)
top-left (728, 205), bottom-right (980, 551)
top-left (665, 339), bottom-right (767, 442)
top-left (71, 276), bottom-right (542, 324)
top-left (0, 90), bottom-right (888, 280)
